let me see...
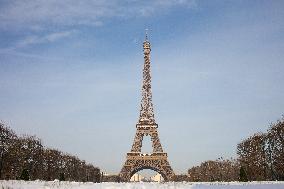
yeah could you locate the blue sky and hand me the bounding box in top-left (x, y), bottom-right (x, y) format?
top-left (0, 0), bottom-right (284, 175)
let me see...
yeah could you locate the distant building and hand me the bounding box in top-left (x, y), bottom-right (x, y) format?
top-left (130, 173), bottom-right (144, 182)
top-left (150, 173), bottom-right (164, 182)
top-left (101, 171), bottom-right (121, 182)
top-left (101, 171), bottom-right (109, 176)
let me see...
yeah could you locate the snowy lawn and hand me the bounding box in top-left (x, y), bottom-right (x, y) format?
top-left (1, 180), bottom-right (284, 189)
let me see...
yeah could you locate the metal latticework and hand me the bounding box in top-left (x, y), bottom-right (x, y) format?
top-left (119, 34), bottom-right (175, 182)
top-left (138, 38), bottom-right (156, 125)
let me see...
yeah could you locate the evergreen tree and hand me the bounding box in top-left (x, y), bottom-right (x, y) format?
top-left (239, 166), bottom-right (248, 182)
top-left (59, 172), bottom-right (65, 181)
top-left (20, 169), bottom-right (30, 181)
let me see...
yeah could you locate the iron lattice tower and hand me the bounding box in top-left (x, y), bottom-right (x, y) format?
top-left (119, 33), bottom-right (175, 182)
top-left (138, 32), bottom-right (156, 126)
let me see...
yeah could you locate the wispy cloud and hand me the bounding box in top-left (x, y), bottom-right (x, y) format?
top-left (0, 30), bottom-right (75, 53)
top-left (16, 30), bottom-right (75, 47)
top-left (0, 0), bottom-right (196, 31)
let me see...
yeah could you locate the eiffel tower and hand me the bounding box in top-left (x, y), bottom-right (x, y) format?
top-left (119, 32), bottom-right (175, 182)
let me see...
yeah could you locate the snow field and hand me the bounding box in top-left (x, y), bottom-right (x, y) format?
top-left (1, 180), bottom-right (284, 189)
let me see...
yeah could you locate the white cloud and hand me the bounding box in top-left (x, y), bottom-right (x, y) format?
top-left (45, 31), bottom-right (74, 42)
top-left (155, 0), bottom-right (197, 6)
top-left (0, 0), bottom-right (196, 30)
top-left (16, 30), bottom-right (75, 47)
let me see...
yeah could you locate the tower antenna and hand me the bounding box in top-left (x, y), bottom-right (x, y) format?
top-left (145, 28), bottom-right (149, 41)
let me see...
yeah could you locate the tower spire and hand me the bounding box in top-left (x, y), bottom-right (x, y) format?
top-left (145, 28), bottom-right (149, 41)
top-left (138, 31), bottom-right (156, 126)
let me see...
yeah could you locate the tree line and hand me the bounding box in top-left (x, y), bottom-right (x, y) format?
top-left (187, 158), bottom-right (239, 182)
top-left (237, 117), bottom-right (284, 181)
top-left (0, 122), bottom-right (100, 182)
top-left (187, 117), bottom-right (284, 182)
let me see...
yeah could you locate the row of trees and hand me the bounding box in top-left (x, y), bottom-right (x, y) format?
top-left (187, 158), bottom-right (239, 182)
top-left (187, 117), bottom-right (284, 181)
top-left (237, 117), bottom-right (284, 181)
top-left (0, 122), bottom-right (100, 182)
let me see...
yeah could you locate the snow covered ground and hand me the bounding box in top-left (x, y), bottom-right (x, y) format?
top-left (1, 180), bottom-right (284, 189)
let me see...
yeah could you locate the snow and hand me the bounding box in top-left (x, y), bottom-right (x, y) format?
top-left (1, 180), bottom-right (284, 189)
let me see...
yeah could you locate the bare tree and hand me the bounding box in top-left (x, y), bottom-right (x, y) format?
top-left (266, 118), bottom-right (284, 180)
top-left (0, 122), bottom-right (100, 182)
top-left (237, 133), bottom-right (268, 181)
top-left (188, 158), bottom-right (239, 182)
top-left (0, 122), bottom-right (16, 179)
